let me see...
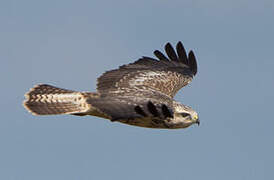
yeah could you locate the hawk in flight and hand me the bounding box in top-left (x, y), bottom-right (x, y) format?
top-left (24, 42), bottom-right (200, 129)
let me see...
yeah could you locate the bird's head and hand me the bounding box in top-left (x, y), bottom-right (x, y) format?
top-left (171, 102), bottom-right (199, 128)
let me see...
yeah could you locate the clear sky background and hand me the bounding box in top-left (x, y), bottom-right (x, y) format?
top-left (1, 0), bottom-right (274, 179)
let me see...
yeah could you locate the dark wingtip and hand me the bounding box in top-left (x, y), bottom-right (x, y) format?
top-left (176, 41), bottom-right (188, 65)
top-left (161, 104), bottom-right (173, 118)
top-left (154, 50), bottom-right (169, 61)
top-left (147, 101), bottom-right (159, 117)
top-left (154, 41), bottom-right (198, 76)
top-left (165, 42), bottom-right (179, 62)
top-left (134, 106), bottom-right (147, 117)
top-left (188, 50), bottom-right (197, 75)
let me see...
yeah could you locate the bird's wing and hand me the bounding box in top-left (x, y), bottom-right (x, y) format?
top-left (87, 95), bottom-right (174, 122)
top-left (97, 41), bottom-right (197, 98)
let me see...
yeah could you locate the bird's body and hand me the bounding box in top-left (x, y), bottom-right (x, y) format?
top-left (24, 42), bottom-right (200, 129)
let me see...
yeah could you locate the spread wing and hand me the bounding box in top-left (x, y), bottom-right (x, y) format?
top-left (97, 41), bottom-right (197, 98)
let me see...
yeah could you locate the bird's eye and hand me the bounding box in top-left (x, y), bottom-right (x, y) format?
top-left (180, 113), bottom-right (190, 117)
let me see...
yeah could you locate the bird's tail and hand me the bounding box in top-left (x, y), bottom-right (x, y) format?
top-left (23, 84), bottom-right (92, 115)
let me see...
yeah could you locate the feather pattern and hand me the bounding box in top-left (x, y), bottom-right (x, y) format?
top-left (97, 41), bottom-right (197, 98)
top-left (23, 41), bottom-right (199, 129)
top-left (24, 84), bottom-right (93, 115)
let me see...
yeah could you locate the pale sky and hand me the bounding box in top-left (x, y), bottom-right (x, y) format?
top-left (1, 0), bottom-right (274, 179)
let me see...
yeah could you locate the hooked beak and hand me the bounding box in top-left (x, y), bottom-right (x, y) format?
top-left (196, 118), bottom-right (200, 126)
top-left (193, 114), bottom-right (200, 126)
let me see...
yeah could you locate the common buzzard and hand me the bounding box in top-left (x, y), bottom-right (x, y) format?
top-left (24, 42), bottom-right (199, 129)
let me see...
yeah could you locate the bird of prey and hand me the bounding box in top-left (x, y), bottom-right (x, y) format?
top-left (23, 41), bottom-right (199, 129)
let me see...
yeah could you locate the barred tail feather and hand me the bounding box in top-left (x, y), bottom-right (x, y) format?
top-left (23, 84), bottom-right (91, 115)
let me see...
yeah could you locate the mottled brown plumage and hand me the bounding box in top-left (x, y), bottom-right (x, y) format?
top-left (23, 42), bottom-right (199, 129)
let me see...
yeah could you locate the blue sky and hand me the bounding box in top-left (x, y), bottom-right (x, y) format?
top-left (1, 0), bottom-right (274, 179)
